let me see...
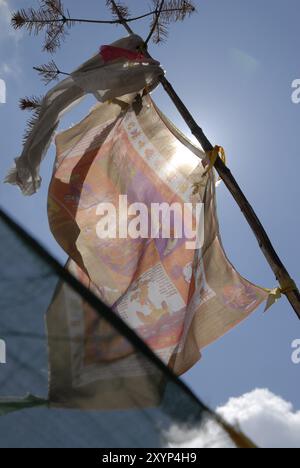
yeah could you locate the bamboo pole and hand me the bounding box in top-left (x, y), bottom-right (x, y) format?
top-left (111, 1), bottom-right (300, 319)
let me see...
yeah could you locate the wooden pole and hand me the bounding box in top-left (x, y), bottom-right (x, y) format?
top-left (111, 1), bottom-right (300, 319)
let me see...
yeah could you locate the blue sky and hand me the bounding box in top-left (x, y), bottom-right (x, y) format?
top-left (0, 0), bottom-right (299, 413)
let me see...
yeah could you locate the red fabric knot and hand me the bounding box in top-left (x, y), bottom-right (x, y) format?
top-left (100, 45), bottom-right (159, 65)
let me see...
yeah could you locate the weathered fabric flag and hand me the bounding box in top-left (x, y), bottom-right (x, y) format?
top-left (4, 33), bottom-right (267, 421)
top-left (5, 34), bottom-right (163, 196)
top-left (46, 93), bottom-right (267, 409)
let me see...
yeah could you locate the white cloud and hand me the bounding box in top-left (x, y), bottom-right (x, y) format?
top-left (217, 389), bottom-right (300, 448)
top-left (166, 389), bottom-right (300, 448)
top-left (166, 420), bottom-right (235, 449)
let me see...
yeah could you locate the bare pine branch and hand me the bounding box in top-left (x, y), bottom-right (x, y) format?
top-left (19, 93), bottom-right (45, 143)
top-left (146, 1), bottom-right (167, 44)
top-left (22, 112), bottom-right (42, 144)
top-left (105, 0), bottom-right (130, 21)
top-left (107, 0), bottom-right (133, 34)
top-left (12, 0), bottom-right (197, 54)
top-left (33, 60), bottom-right (69, 85)
top-left (11, 0), bottom-right (74, 53)
top-left (149, 1), bottom-right (168, 44)
top-left (160, 0), bottom-right (196, 22)
top-left (19, 96), bottom-right (44, 111)
top-left (148, 0), bottom-right (196, 44)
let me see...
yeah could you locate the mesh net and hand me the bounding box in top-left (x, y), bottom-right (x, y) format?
top-left (0, 208), bottom-right (253, 448)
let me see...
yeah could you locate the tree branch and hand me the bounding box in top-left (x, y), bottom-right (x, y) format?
top-left (108, 0), bottom-right (133, 34)
top-left (12, 4), bottom-right (195, 52)
top-left (13, 10), bottom-right (190, 26)
top-left (33, 60), bottom-right (70, 85)
top-left (145, 0), bottom-right (166, 45)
